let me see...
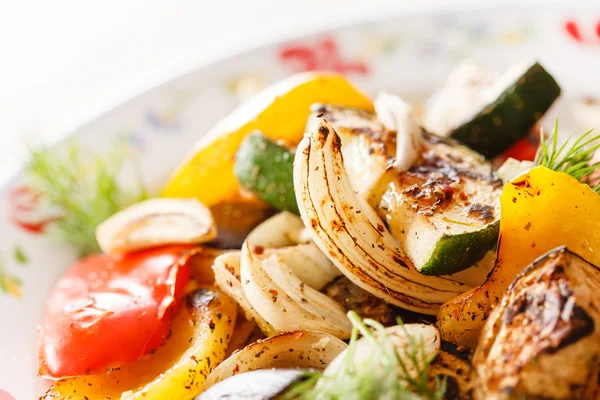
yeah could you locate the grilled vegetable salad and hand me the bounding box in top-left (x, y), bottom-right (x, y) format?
top-left (32, 62), bottom-right (600, 400)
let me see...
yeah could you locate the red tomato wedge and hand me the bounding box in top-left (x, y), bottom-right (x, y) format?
top-left (501, 136), bottom-right (539, 161)
top-left (38, 245), bottom-right (197, 379)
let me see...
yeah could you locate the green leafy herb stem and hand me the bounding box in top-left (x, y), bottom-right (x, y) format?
top-left (534, 119), bottom-right (600, 193)
top-left (283, 311), bottom-right (445, 400)
top-left (26, 140), bottom-right (147, 256)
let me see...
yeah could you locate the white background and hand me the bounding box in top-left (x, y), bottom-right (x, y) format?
top-left (0, 0), bottom-right (582, 184)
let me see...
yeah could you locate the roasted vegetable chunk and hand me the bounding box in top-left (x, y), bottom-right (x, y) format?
top-left (439, 166), bottom-right (600, 347)
top-left (43, 288), bottom-right (237, 400)
top-left (473, 247), bottom-right (600, 400)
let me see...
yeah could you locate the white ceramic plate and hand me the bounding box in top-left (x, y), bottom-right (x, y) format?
top-left (2, 5), bottom-right (600, 399)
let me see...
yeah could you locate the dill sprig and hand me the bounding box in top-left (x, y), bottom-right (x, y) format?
top-left (393, 316), bottom-right (446, 400)
top-left (284, 311), bottom-right (445, 400)
top-left (26, 140), bottom-right (148, 256)
top-left (534, 119), bottom-right (600, 193)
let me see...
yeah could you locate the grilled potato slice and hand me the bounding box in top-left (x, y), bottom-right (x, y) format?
top-left (473, 247), bottom-right (600, 399)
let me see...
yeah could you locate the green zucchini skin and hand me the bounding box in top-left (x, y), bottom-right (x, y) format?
top-left (308, 104), bottom-right (503, 277)
top-left (376, 133), bottom-right (503, 277)
top-left (450, 62), bottom-right (561, 158)
top-left (419, 220), bottom-right (499, 276)
top-left (234, 131), bottom-right (299, 214)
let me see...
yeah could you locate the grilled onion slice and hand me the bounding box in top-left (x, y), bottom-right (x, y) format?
top-left (202, 330), bottom-right (347, 391)
top-left (241, 241), bottom-right (352, 338)
top-left (96, 198), bottom-right (216, 254)
top-left (268, 243), bottom-right (341, 291)
top-left (215, 212), bottom-right (346, 337)
top-left (246, 211), bottom-right (307, 248)
top-left (246, 212), bottom-right (341, 290)
top-left (213, 251), bottom-right (277, 336)
top-left (293, 118), bottom-right (470, 314)
top-left (374, 93), bottom-right (423, 172)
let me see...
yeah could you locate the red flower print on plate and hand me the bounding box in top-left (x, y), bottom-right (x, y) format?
top-left (9, 185), bottom-right (62, 234)
top-left (0, 389), bottom-right (16, 400)
top-left (564, 19), bottom-right (600, 45)
top-left (279, 36), bottom-right (369, 75)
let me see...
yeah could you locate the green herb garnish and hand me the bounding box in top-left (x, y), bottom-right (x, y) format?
top-left (534, 119), bottom-right (600, 193)
top-left (13, 245), bottom-right (28, 265)
top-left (283, 311), bottom-right (445, 400)
top-left (26, 140), bottom-right (147, 255)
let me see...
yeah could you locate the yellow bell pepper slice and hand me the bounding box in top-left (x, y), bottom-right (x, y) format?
top-left (162, 72), bottom-right (373, 206)
top-left (43, 287), bottom-right (237, 400)
top-left (438, 166), bottom-right (600, 348)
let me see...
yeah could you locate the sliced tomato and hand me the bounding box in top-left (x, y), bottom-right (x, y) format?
top-left (502, 127), bottom-right (541, 162)
top-left (501, 137), bottom-right (539, 161)
top-left (38, 245), bottom-right (197, 379)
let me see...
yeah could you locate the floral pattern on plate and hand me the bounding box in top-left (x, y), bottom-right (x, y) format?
top-left (279, 36), bottom-right (371, 74)
top-left (563, 18), bottom-right (600, 45)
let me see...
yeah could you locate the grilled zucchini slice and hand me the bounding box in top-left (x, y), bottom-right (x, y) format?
top-left (234, 132), bottom-right (298, 214)
top-left (423, 60), bottom-right (560, 158)
top-left (310, 105), bottom-right (502, 276)
top-left (374, 133), bottom-right (502, 275)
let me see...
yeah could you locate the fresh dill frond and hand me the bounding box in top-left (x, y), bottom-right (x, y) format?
top-left (395, 317), bottom-right (446, 400)
top-left (534, 119), bottom-right (600, 193)
top-left (25, 140), bottom-right (147, 255)
top-left (287, 311), bottom-right (444, 400)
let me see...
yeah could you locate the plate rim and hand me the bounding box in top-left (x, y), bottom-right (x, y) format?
top-left (2, 2), bottom-right (598, 397)
top-left (1, 0), bottom-right (594, 193)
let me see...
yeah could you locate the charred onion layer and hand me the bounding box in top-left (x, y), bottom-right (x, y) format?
top-left (293, 118), bottom-right (470, 314)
